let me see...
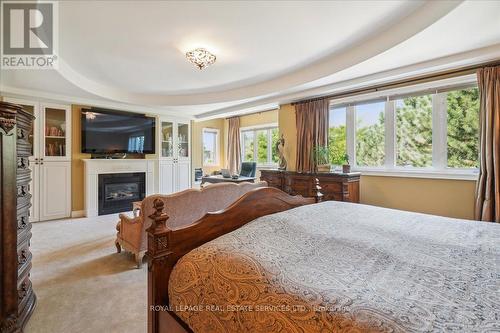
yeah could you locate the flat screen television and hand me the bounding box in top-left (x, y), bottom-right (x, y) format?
top-left (81, 108), bottom-right (156, 154)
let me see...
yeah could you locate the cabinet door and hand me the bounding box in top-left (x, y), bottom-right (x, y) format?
top-left (41, 103), bottom-right (71, 161)
top-left (39, 162), bottom-right (71, 221)
top-left (159, 161), bottom-right (175, 194)
top-left (159, 119), bottom-right (174, 160)
top-left (177, 160), bottom-right (191, 192)
top-left (176, 121), bottom-right (190, 161)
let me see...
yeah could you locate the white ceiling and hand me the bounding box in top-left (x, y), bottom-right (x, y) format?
top-left (1, 0), bottom-right (499, 119)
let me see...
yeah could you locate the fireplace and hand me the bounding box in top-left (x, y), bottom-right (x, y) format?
top-left (98, 172), bottom-right (145, 215)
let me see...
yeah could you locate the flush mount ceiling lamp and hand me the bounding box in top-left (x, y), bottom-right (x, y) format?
top-left (185, 48), bottom-right (216, 70)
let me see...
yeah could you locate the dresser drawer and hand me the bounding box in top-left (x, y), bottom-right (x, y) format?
top-left (17, 240), bottom-right (32, 278)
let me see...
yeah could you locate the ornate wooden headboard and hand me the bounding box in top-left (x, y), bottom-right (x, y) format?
top-left (141, 181), bottom-right (268, 230)
top-left (146, 182), bottom-right (323, 333)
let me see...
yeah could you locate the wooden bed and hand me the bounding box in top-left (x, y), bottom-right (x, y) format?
top-left (146, 184), bottom-right (322, 333)
top-left (146, 181), bottom-right (500, 333)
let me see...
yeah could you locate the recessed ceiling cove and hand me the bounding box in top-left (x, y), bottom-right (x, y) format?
top-left (54, 0), bottom-right (455, 105)
top-left (2, 0), bottom-right (500, 118)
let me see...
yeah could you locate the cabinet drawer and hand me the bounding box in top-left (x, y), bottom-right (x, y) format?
top-left (17, 241), bottom-right (32, 277)
top-left (319, 181), bottom-right (342, 193)
top-left (17, 274), bottom-right (33, 308)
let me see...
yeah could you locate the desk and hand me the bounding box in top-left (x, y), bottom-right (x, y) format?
top-left (201, 175), bottom-right (256, 185)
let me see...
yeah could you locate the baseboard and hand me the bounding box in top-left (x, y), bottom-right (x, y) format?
top-left (71, 210), bottom-right (85, 218)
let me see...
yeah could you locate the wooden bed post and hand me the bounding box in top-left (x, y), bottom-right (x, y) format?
top-left (146, 199), bottom-right (173, 333)
top-left (313, 178), bottom-right (323, 203)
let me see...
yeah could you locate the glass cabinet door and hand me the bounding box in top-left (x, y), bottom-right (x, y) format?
top-left (177, 122), bottom-right (189, 159)
top-left (43, 105), bottom-right (70, 160)
top-left (161, 121), bottom-right (174, 158)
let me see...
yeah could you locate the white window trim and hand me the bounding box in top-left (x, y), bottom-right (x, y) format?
top-left (240, 123), bottom-right (278, 167)
top-left (335, 76), bottom-right (479, 181)
top-left (202, 128), bottom-right (219, 167)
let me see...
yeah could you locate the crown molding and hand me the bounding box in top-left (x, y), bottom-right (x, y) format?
top-left (0, 85), bottom-right (195, 120)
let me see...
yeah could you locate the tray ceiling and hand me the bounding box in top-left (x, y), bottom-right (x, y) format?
top-left (1, 0), bottom-right (499, 118)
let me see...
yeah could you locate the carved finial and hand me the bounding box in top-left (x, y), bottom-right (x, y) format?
top-left (151, 199), bottom-right (164, 216)
top-left (313, 178), bottom-right (323, 203)
top-left (147, 198), bottom-right (170, 233)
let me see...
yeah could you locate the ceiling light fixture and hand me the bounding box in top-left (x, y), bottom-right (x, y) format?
top-left (185, 48), bottom-right (216, 70)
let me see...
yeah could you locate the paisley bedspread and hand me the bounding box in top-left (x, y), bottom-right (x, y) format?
top-left (168, 201), bottom-right (500, 332)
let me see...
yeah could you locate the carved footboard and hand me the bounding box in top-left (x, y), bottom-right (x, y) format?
top-left (147, 182), bottom-right (322, 333)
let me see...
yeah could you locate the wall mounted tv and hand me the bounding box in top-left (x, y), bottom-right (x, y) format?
top-left (81, 108), bottom-right (156, 154)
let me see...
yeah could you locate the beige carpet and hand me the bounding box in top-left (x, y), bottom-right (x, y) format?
top-left (25, 213), bottom-right (147, 333)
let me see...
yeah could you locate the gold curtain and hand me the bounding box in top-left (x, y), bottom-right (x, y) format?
top-left (475, 66), bottom-right (500, 222)
top-left (227, 116), bottom-right (241, 175)
top-left (295, 99), bottom-right (329, 173)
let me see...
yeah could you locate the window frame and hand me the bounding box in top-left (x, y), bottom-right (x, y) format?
top-left (240, 123), bottom-right (279, 167)
top-left (332, 76), bottom-right (479, 180)
top-left (202, 128), bottom-right (220, 167)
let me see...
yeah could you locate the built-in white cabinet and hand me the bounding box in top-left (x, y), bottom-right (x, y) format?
top-left (158, 118), bottom-right (191, 194)
top-left (40, 161), bottom-right (72, 220)
top-left (4, 97), bottom-right (71, 221)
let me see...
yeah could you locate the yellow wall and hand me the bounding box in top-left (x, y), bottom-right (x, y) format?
top-left (192, 118), bottom-right (226, 175)
top-left (278, 104), bottom-right (297, 171)
top-left (71, 105), bottom-right (91, 212)
top-left (239, 110), bottom-right (278, 128)
top-left (360, 176), bottom-right (476, 219)
top-left (277, 103), bottom-right (477, 219)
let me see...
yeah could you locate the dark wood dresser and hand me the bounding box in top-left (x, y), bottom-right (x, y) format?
top-left (260, 170), bottom-right (360, 203)
top-left (1, 101), bottom-right (36, 332)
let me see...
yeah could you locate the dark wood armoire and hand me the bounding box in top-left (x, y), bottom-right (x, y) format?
top-left (0, 101), bottom-right (36, 332)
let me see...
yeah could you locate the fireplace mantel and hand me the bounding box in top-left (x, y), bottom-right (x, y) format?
top-left (83, 159), bottom-right (155, 217)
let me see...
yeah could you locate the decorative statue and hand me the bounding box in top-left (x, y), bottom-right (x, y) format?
top-left (276, 134), bottom-right (287, 170)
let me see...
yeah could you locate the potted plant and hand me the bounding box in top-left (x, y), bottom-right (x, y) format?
top-left (342, 154), bottom-right (351, 173)
top-left (313, 145), bottom-right (331, 173)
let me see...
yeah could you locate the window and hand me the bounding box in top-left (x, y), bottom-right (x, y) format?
top-left (242, 131), bottom-right (254, 162)
top-left (271, 128), bottom-right (279, 163)
top-left (355, 102), bottom-right (385, 167)
top-left (329, 78), bottom-right (480, 179)
top-left (446, 88), bottom-right (479, 168)
top-left (395, 95), bottom-right (433, 167)
top-left (241, 125), bottom-right (278, 166)
top-left (128, 135), bottom-right (144, 153)
top-left (202, 128), bottom-right (219, 166)
top-left (329, 106), bottom-right (347, 165)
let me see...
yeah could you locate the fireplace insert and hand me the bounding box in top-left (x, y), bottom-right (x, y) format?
top-left (98, 172), bottom-right (145, 215)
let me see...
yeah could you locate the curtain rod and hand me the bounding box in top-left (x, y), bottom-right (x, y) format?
top-left (291, 59), bottom-right (500, 105)
top-left (225, 107), bottom-right (279, 120)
